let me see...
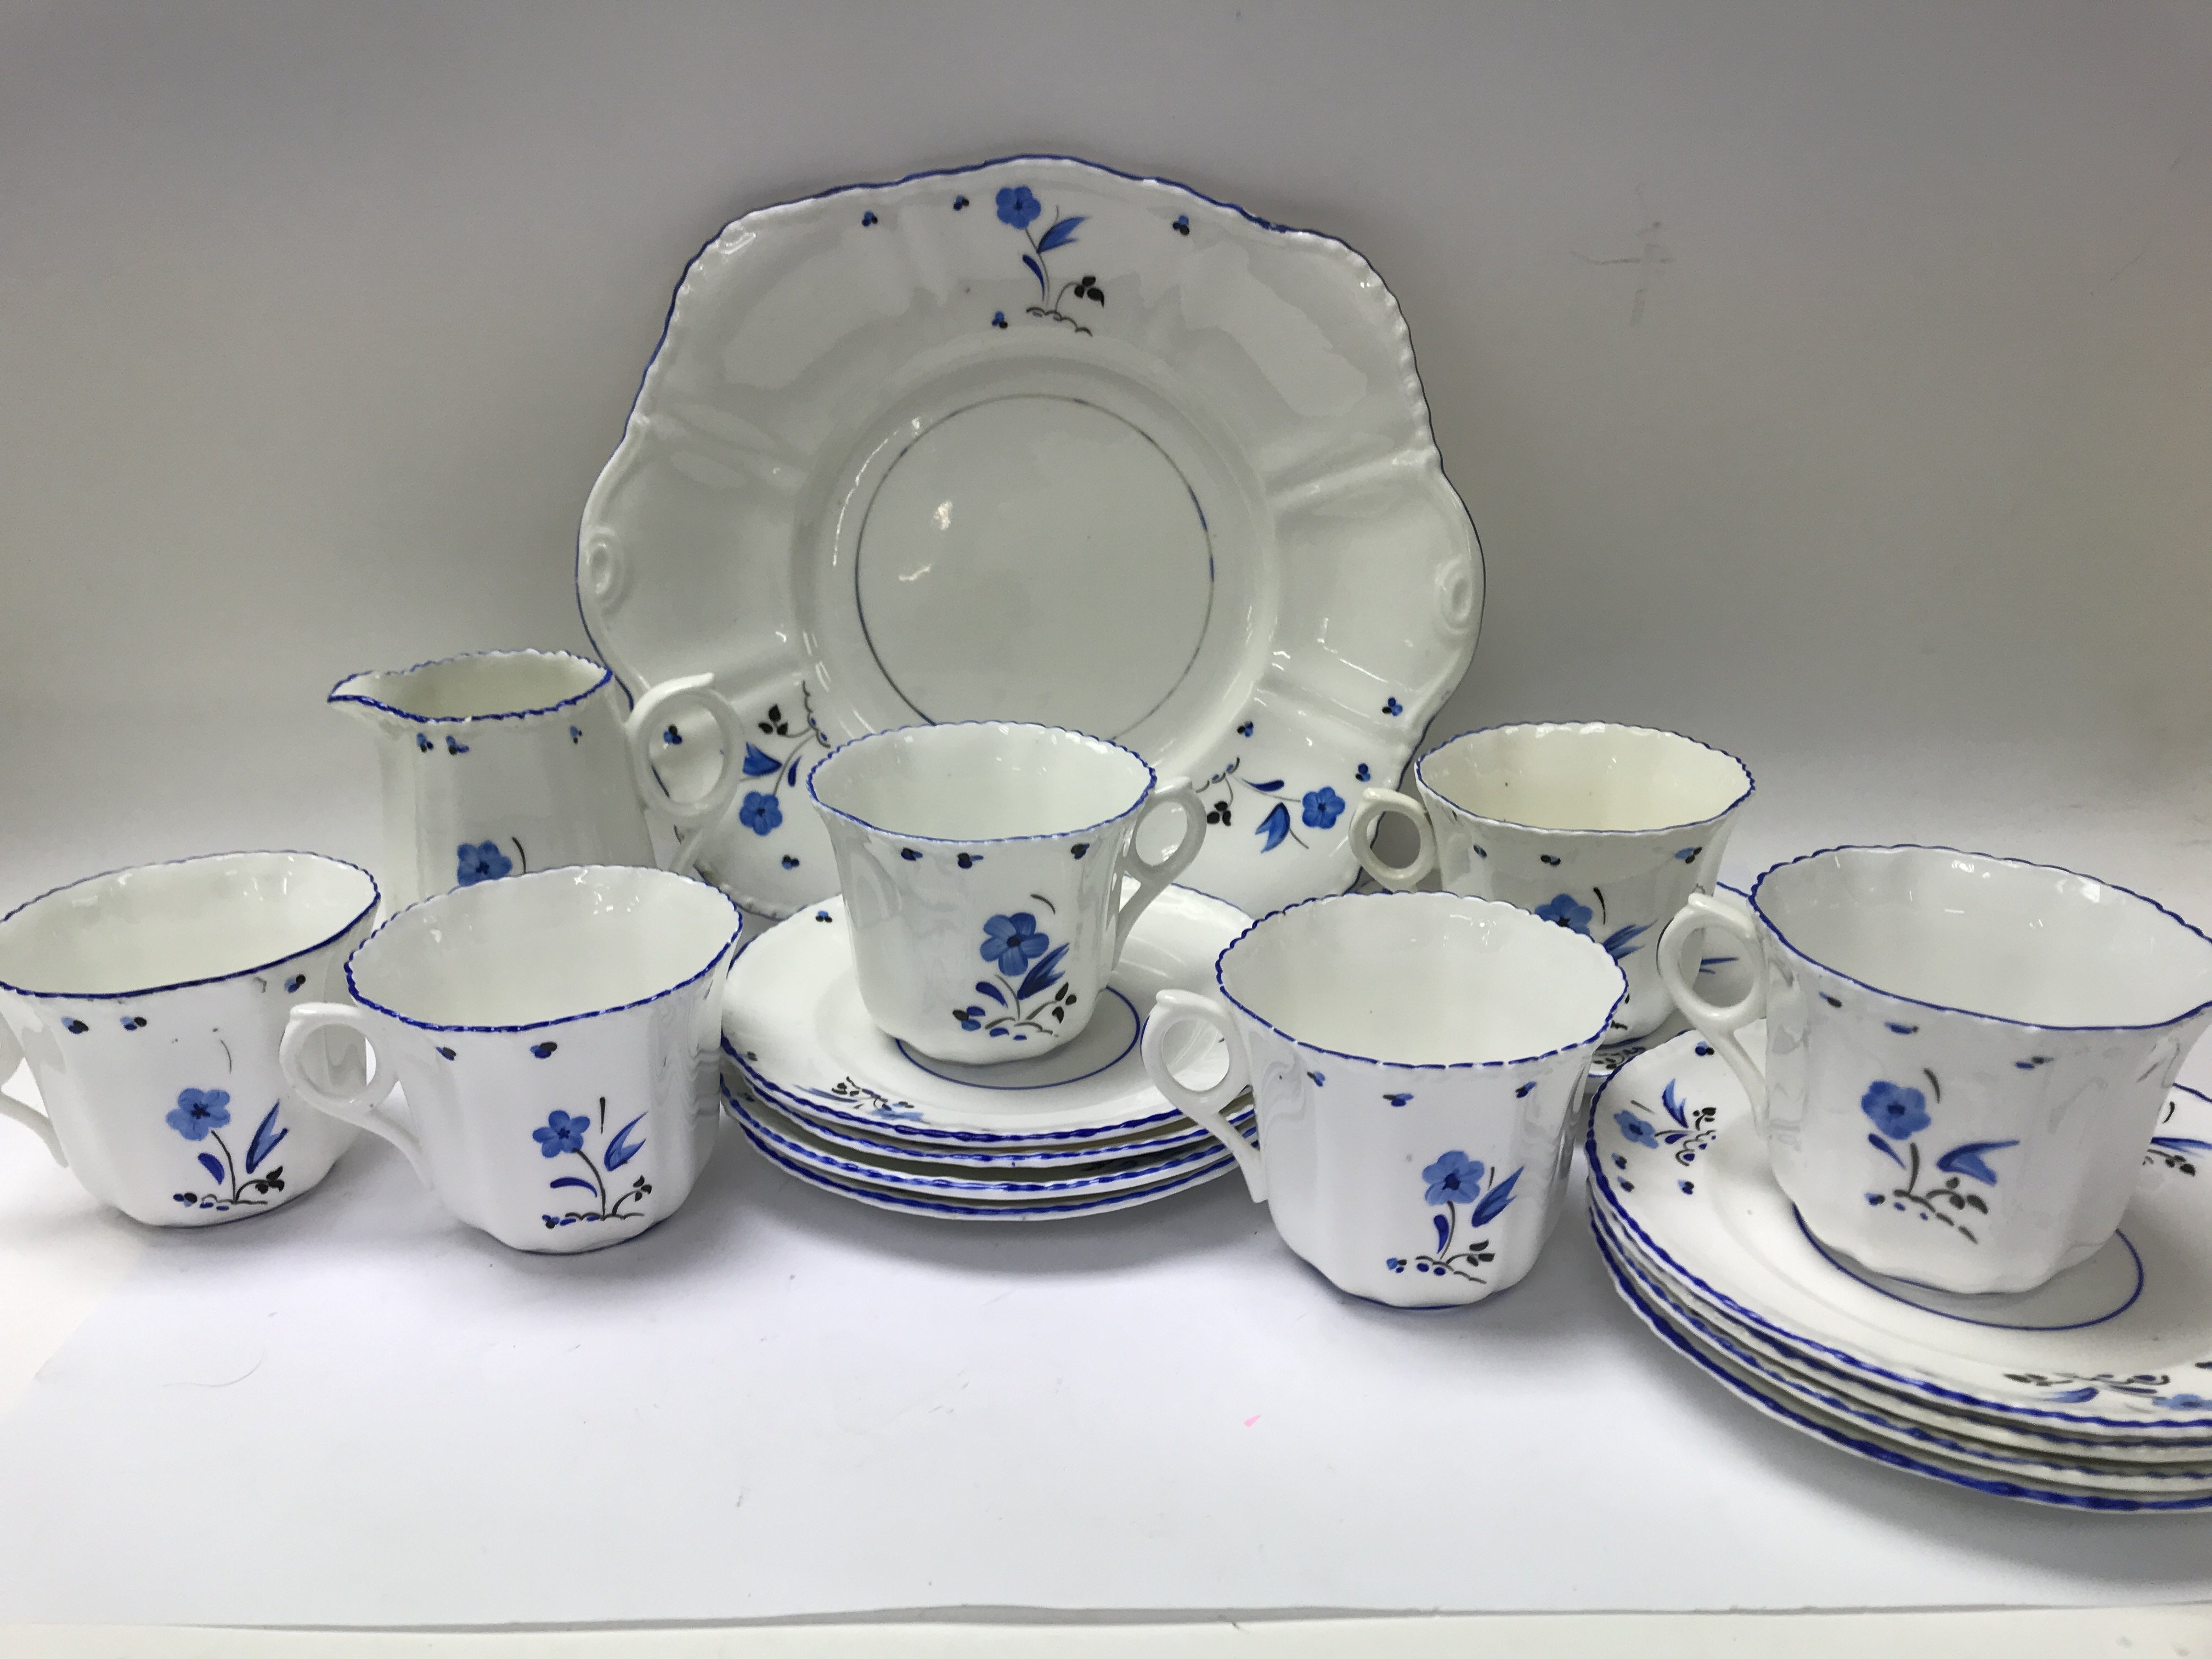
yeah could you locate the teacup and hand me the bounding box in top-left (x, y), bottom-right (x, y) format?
top-left (0, 851), bottom-right (379, 1225)
top-left (1657, 844), bottom-right (2212, 1294)
top-left (330, 648), bottom-right (749, 909)
top-left (1351, 722), bottom-right (1753, 1042)
top-left (279, 865), bottom-right (741, 1254)
top-left (1141, 891), bottom-right (1626, 1306)
top-left (806, 722), bottom-right (1204, 1065)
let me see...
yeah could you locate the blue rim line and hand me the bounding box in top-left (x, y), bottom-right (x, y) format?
top-left (1588, 1204), bottom-right (2212, 1511)
top-left (806, 720), bottom-right (1156, 847)
top-left (346, 868), bottom-right (742, 1035)
top-left (328, 648), bottom-right (614, 726)
top-left (1747, 843), bottom-right (2212, 1035)
top-left (1584, 1056), bottom-right (2212, 1432)
top-left (0, 851), bottom-right (380, 1002)
top-left (1212, 890), bottom-right (1626, 1073)
top-left (1412, 720), bottom-right (1755, 839)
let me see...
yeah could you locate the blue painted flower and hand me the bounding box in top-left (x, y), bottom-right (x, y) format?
top-left (455, 841), bottom-right (512, 885)
top-left (1383, 697), bottom-right (1402, 715)
top-left (738, 791), bottom-right (783, 836)
top-left (996, 185), bottom-right (1042, 229)
top-left (1301, 787), bottom-right (1345, 830)
top-left (1860, 1080), bottom-right (1931, 1141)
top-left (166, 1087), bottom-right (232, 1141)
top-left (1533, 893), bottom-right (1593, 935)
top-left (1615, 1110), bottom-right (1658, 1148)
top-left (533, 1110), bottom-right (591, 1158)
top-left (981, 912), bottom-right (1051, 975)
top-left (1422, 1149), bottom-right (1484, 1205)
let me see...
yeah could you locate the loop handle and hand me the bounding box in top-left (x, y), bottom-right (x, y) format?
top-left (1349, 788), bottom-right (1438, 890)
top-left (1140, 989), bottom-right (1262, 1201)
top-left (279, 1005), bottom-right (430, 1184)
top-left (1112, 778), bottom-right (1207, 959)
top-left (1656, 890), bottom-right (1770, 1133)
top-left (623, 675), bottom-right (750, 873)
top-left (0, 1018), bottom-right (64, 1166)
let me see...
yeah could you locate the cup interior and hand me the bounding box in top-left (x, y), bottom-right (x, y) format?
top-left (1218, 893), bottom-right (1624, 1065)
top-left (349, 866), bottom-right (741, 1028)
top-left (0, 852), bottom-right (377, 997)
top-left (1759, 846), bottom-right (2212, 1028)
top-left (1421, 723), bottom-right (1750, 832)
top-left (331, 650), bottom-right (607, 721)
top-left (810, 722), bottom-right (1151, 841)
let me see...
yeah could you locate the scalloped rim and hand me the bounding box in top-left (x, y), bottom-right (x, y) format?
top-left (1414, 720), bottom-right (1756, 837)
top-left (328, 648), bottom-right (614, 726)
top-left (0, 850), bottom-right (380, 1002)
top-left (1750, 843), bottom-right (2212, 1035)
top-left (1212, 889), bottom-right (1627, 1073)
top-left (806, 720), bottom-right (1157, 847)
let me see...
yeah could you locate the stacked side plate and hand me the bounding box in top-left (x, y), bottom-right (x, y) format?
top-left (721, 885), bottom-right (1255, 1220)
top-left (1587, 1031), bottom-right (2212, 1512)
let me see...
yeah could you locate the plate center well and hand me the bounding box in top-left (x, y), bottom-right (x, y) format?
top-left (854, 395), bottom-right (1214, 736)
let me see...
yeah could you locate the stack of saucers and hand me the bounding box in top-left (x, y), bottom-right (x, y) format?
top-left (721, 885), bottom-right (1255, 1220)
top-left (1587, 1030), bottom-right (2212, 1512)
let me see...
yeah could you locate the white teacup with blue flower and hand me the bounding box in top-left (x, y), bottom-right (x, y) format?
top-left (1349, 722), bottom-right (1754, 1043)
top-left (279, 865), bottom-right (741, 1254)
top-left (1657, 845), bottom-right (2212, 1295)
top-left (807, 722), bottom-right (1205, 1065)
top-left (1141, 891), bottom-right (1625, 1308)
top-left (0, 851), bottom-right (379, 1226)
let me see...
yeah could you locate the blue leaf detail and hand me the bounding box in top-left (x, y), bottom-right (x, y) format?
top-left (197, 1152), bottom-right (225, 1183)
top-left (1249, 778), bottom-right (1285, 793)
top-left (975, 980), bottom-right (1007, 1006)
top-left (741, 743), bottom-right (781, 776)
top-left (1868, 1133), bottom-right (1906, 1169)
top-left (1469, 1166), bottom-right (1523, 1227)
top-left (602, 1114), bottom-right (648, 1172)
top-left (2153, 1136), bottom-right (2212, 1155)
top-left (1432, 1212), bottom-right (1450, 1253)
top-left (1601, 923), bottom-right (1651, 961)
top-left (1016, 942), bottom-right (1070, 1001)
top-left (1660, 1079), bottom-right (1687, 1128)
top-left (245, 1103), bottom-right (287, 1174)
top-left (786, 758), bottom-right (800, 787)
top-left (2046, 1386), bottom-right (2100, 1404)
top-left (548, 1176), bottom-right (596, 1194)
top-left (1035, 215), bottom-right (1085, 253)
top-left (1022, 253), bottom-right (1044, 290)
top-left (1936, 1139), bottom-right (2019, 1186)
top-left (1257, 801), bottom-right (1290, 851)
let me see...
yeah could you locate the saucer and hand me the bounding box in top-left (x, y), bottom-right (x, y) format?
top-left (1588, 1031), bottom-right (2212, 1436)
top-left (722, 884), bottom-right (1251, 1147)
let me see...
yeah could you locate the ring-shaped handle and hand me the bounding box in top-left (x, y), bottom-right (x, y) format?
top-left (0, 1018), bottom-right (64, 1166)
top-left (1656, 890), bottom-right (1770, 1133)
top-left (623, 674), bottom-right (749, 873)
top-left (1140, 989), bottom-right (1262, 1201)
top-left (1350, 787), bottom-right (1438, 890)
top-left (279, 1004), bottom-right (429, 1184)
top-left (1112, 778), bottom-right (1206, 959)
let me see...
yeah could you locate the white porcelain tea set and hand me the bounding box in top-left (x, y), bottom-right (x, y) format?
top-left (2, 156), bottom-right (2208, 1511)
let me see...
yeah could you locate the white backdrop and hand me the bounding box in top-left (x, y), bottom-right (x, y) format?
top-left (2, 0), bottom-right (2211, 1627)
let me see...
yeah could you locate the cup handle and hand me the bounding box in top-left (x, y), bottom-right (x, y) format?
top-left (0, 1019), bottom-right (65, 1166)
top-left (1140, 989), bottom-right (1262, 1201)
top-left (1112, 777), bottom-right (1206, 959)
top-left (279, 1004), bottom-right (430, 1185)
top-left (1657, 890), bottom-right (1770, 1132)
top-left (1349, 788), bottom-right (1438, 890)
top-left (622, 674), bottom-right (750, 876)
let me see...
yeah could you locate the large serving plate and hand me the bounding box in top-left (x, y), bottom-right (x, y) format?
top-left (579, 155), bottom-right (1480, 918)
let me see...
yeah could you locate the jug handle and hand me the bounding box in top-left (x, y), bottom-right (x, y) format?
top-left (623, 675), bottom-right (749, 876)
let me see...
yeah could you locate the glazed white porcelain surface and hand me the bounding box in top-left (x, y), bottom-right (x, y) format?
top-left (1656, 845), bottom-right (2212, 1295)
top-left (330, 648), bottom-right (748, 910)
top-left (279, 866), bottom-right (741, 1254)
top-left (1142, 890), bottom-right (1624, 1307)
top-left (723, 884), bottom-right (1250, 1147)
top-left (1590, 1031), bottom-right (2212, 1438)
top-left (807, 722), bottom-right (1202, 1065)
top-left (0, 851), bottom-right (377, 1225)
top-left (576, 154), bottom-right (1480, 920)
top-left (1352, 722), bottom-right (1751, 1042)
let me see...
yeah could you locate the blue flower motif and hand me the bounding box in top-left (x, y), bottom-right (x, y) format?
top-left (1422, 1149), bottom-right (1484, 1206)
top-left (1356, 764), bottom-right (1371, 782)
top-left (955, 1006), bottom-right (985, 1031)
top-left (1860, 1080), bottom-right (1931, 1141)
top-left (533, 1110), bottom-right (591, 1158)
top-left (166, 1087), bottom-right (232, 1141)
top-left (2154, 1393), bottom-right (2212, 1410)
top-left (1533, 893), bottom-right (1593, 935)
top-left (455, 841), bottom-right (512, 886)
top-left (1383, 697), bottom-right (1403, 715)
top-left (996, 185), bottom-right (1042, 229)
top-left (981, 913), bottom-right (1051, 975)
top-left (1301, 787), bottom-right (1345, 830)
top-left (738, 791), bottom-right (783, 836)
top-left (1615, 1111), bottom-right (1659, 1149)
